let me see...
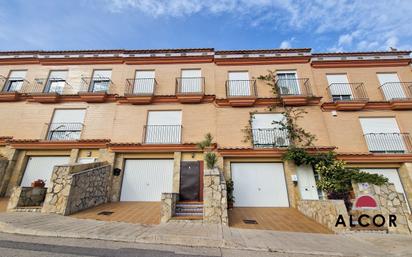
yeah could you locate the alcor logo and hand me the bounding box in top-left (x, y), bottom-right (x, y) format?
top-left (335, 195), bottom-right (397, 228)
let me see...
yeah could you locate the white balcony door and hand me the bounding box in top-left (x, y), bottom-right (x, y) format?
top-left (228, 71), bottom-right (250, 96)
top-left (48, 70), bottom-right (68, 93)
top-left (360, 118), bottom-right (405, 152)
top-left (297, 165), bottom-right (319, 200)
top-left (49, 109), bottom-right (86, 140)
top-left (377, 73), bottom-right (404, 100)
top-left (252, 114), bottom-right (289, 146)
top-left (277, 71), bottom-right (300, 95)
top-left (326, 74), bottom-right (352, 100)
top-left (6, 70), bottom-right (26, 91)
top-left (146, 111), bottom-right (182, 144)
top-left (91, 70), bottom-right (112, 92)
top-left (134, 70), bottom-right (155, 94)
top-left (181, 69), bottom-right (202, 93)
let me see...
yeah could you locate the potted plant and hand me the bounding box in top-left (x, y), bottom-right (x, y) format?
top-left (226, 178), bottom-right (235, 209)
top-left (31, 179), bottom-right (45, 188)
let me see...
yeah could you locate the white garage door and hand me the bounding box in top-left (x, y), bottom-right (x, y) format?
top-left (231, 163), bottom-right (289, 207)
top-left (21, 156), bottom-right (70, 187)
top-left (120, 159), bottom-right (174, 202)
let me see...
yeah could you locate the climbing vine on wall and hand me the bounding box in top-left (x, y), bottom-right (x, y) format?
top-left (243, 70), bottom-right (388, 203)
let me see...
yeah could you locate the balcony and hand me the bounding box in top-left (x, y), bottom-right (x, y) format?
top-left (275, 78), bottom-right (314, 106)
top-left (78, 77), bottom-right (114, 102)
top-left (46, 122), bottom-right (83, 141)
top-left (143, 125), bottom-right (182, 144)
top-left (326, 83), bottom-right (368, 110)
top-left (0, 75), bottom-right (30, 101)
top-left (175, 77), bottom-right (205, 103)
top-left (225, 80), bottom-right (257, 107)
top-left (124, 78), bottom-right (157, 104)
top-left (29, 78), bottom-right (71, 103)
top-left (364, 133), bottom-right (412, 154)
top-left (252, 129), bottom-right (289, 148)
top-left (379, 82), bottom-right (412, 110)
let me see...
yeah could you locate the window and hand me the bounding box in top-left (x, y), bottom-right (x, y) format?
top-left (3, 70), bottom-right (26, 92)
top-left (90, 70), bottom-right (111, 92)
top-left (227, 71), bottom-right (251, 96)
top-left (377, 73), bottom-right (405, 100)
top-left (251, 113), bottom-right (289, 147)
top-left (47, 109), bottom-right (85, 140)
top-left (133, 70), bottom-right (155, 94)
top-left (145, 111), bottom-right (182, 144)
top-left (179, 69), bottom-right (202, 93)
top-left (276, 71), bottom-right (300, 95)
top-left (45, 71), bottom-right (68, 94)
top-left (360, 118), bottom-right (406, 153)
top-left (326, 74), bottom-right (353, 101)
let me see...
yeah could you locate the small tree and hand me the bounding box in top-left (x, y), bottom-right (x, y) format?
top-left (197, 133), bottom-right (218, 169)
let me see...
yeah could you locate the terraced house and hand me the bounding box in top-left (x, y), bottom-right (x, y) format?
top-left (0, 48), bottom-right (411, 233)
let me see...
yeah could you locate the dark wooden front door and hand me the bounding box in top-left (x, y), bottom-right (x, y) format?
top-left (179, 161), bottom-right (201, 201)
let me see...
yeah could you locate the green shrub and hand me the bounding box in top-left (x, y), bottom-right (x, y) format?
top-left (205, 152), bottom-right (218, 169)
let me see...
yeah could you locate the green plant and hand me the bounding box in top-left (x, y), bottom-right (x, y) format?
top-left (197, 133), bottom-right (214, 150)
top-left (205, 152), bottom-right (218, 169)
top-left (284, 147), bottom-right (388, 196)
top-left (226, 178), bottom-right (235, 204)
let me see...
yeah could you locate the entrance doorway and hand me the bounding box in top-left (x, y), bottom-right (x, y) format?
top-left (179, 161), bottom-right (202, 201)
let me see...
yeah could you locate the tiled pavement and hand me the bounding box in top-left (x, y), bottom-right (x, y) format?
top-left (71, 202), bottom-right (161, 225)
top-left (229, 207), bottom-right (332, 234)
top-left (0, 212), bottom-right (410, 256)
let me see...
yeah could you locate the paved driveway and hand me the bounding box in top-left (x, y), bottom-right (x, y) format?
top-left (229, 207), bottom-right (332, 234)
top-left (71, 202), bottom-right (161, 225)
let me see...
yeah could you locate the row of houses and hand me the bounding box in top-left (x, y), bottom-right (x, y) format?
top-left (0, 48), bottom-right (411, 231)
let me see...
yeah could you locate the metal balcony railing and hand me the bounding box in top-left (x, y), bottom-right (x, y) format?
top-left (29, 78), bottom-right (71, 94)
top-left (252, 129), bottom-right (289, 148)
top-left (0, 75), bottom-right (30, 93)
top-left (143, 125), bottom-right (182, 144)
top-left (226, 80), bottom-right (257, 97)
top-left (364, 133), bottom-right (412, 153)
top-left (125, 78), bottom-right (156, 95)
top-left (275, 78), bottom-right (313, 97)
top-left (46, 122), bottom-right (83, 141)
top-left (176, 77), bottom-right (205, 94)
top-left (379, 82), bottom-right (412, 101)
top-left (327, 83), bottom-right (368, 101)
top-left (79, 77), bottom-right (114, 94)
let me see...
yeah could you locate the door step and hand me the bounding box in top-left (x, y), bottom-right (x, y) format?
top-left (14, 206), bottom-right (42, 213)
top-left (174, 202), bottom-right (203, 218)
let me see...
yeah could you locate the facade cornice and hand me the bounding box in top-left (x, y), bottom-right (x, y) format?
top-left (337, 153), bottom-right (412, 164)
top-left (6, 139), bottom-right (110, 149)
top-left (1, 48), bottom-right (409, 66)
top-left (108, 143), bottom-right (214, 152)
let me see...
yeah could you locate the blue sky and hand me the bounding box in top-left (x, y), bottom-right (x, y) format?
top-left (0, 0), bottom-right (411, 52)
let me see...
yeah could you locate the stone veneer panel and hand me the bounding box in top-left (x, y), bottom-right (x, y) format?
top-left (160, 192), bottom-right (178, 223)
top-left (42, 162), bottom-right (111, 215)
top-left (7, 187), bottom-right (47, 211)
top-left (298, 200), bottom-right (350, 233)
top-left (352, 182), bottom-right (412, 234)
top-left (203, 168), bottom-right (228, 225)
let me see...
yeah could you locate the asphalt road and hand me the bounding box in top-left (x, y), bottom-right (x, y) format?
top-left (0, 232), bottom-right (341, 257)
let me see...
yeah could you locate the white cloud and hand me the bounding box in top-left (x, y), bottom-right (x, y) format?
top-left (279, 40), bottom-right (291, 49)
top-left (102, 0), bottom-right (412, 51)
